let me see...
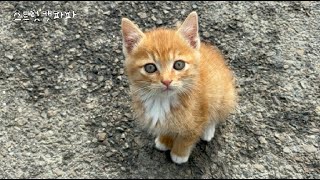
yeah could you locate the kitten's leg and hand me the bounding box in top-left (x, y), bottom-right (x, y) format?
top-left (170, 135), bottom-right (198, 164)
top-left (155, 134), bottom-right (173, 151)
top-left (201, 121), bottom-right (217, 142)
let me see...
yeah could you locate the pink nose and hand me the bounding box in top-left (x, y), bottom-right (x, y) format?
top-left (161, 80), bottom-right (172, 87)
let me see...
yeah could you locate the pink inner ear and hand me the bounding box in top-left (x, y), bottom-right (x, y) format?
top-left (187, 33), bottom-right (198, 49)
top-left (124, 37), bottom-right (137, 53)
top-left (182, 30), bottom-right (198, 49)
top-left (123, 31), bottom-right (142, 53)
top-left (179, 21), bottom-right (199, 49)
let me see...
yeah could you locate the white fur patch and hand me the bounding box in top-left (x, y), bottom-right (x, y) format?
top-left (170, 152), bottom-right (189, 164)
top-left (201, 122), bottom-right (216, 142)
top-left (141, 92), bottom-right (179, 128)
top-left (155, 137), bottom-right (169, 151)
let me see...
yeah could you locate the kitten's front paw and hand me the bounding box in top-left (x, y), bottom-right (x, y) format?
top-left (170, 152), bottom-right (189, 164)
top-left (201, 132), bottom-right (214, 142)
top-left (201, 123), bottom-right (216, 142)
top-left (155, 137), bottom-right (169, 151)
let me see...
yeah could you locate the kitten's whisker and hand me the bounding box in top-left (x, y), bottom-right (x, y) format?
top-left (176, 87), bottom-right (192, 101)
top-left (131, 85), bottom-right (152, 94)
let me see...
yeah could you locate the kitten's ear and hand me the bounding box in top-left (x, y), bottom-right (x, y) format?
top-left (121, 18), bottom-right (145, 55)
top-left (177, 11), bottom-right (200, 49)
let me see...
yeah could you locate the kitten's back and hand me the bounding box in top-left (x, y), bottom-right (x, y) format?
top-left (199, 42), bottom-right (237, 122)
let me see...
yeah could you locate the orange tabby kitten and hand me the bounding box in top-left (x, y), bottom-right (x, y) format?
top-left (121, 12), bottom-right (237, 164)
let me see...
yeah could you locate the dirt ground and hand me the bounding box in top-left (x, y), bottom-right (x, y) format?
top-left (0, 1), bottom-right (319, 178)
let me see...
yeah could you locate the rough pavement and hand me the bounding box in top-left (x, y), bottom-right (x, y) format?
top-left (0, 1), bottom-right (319, 178)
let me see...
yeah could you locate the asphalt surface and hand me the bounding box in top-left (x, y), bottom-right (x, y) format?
top-left (0, 1), bottom-right (319, 178)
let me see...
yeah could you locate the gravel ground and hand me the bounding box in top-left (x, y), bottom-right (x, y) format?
top-left (0, 1), bottom-right (319, 178)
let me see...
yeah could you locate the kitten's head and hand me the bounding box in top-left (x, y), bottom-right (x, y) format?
top-left (121, 12), bottom-right (200, 97)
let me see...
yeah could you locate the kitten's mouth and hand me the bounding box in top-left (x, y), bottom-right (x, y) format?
top-left (162, 86), bottom-right (173, 92)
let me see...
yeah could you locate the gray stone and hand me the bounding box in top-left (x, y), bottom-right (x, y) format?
top-left (253, 164), bottom-right (265, 172)
top-left (5, 52), bottom-right (13, 60)
top-left (106, 151), bottom-right (113, 157)
top-left (121, 133), bottom-right (126, 139)
top-left (283, 147), bottom-right (291, 153)
top-left (258, 137), bottom-right (267, 144)
top-left (303, 145), bottom-right (317, 153)
top-left (101, 122), bottom-right (108, 127)
top-left (203, 31), bottom-right (210, 38)
top-left (97, 132), bottom-right (107, 142)
top-left (138, 12), bottom-right (147, 19)
top-left (156, 19), bottom-right (163, 25)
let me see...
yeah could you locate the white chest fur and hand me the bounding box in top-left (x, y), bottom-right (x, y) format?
top-left (141, 93), bottom-right (179, 128)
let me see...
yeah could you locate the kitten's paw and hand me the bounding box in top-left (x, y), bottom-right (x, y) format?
top-left (155, 137), bottom-right (169, 151)
top-left (170, 152), bottom-right (189, 164)
top-left (201, 123), bottom-right (216, 142)
top-left (201, 132), bottom-right (214, 142)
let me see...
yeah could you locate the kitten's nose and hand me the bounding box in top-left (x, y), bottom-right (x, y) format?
top-left (161, 80), bottom-right (172, 87)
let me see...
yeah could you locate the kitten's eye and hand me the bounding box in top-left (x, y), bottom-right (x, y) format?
top-left (173, 60), bottom-right (185, 70)
top-left (144, 63), bottom-right (157, 73)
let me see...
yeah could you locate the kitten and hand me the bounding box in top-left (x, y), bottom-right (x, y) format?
top-left (121, 11), bottom-right (237, 164)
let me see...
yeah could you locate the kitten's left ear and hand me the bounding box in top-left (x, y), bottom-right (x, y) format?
top-left (121, 18), bottom-right (145, 55)
top-left (177, 11), bottom-right (200, 49)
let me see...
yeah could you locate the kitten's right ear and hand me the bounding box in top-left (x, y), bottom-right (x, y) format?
top-left (177, 11), bottom-right (200, 49)
top-left (121, 18), bottom-right (145, 55)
